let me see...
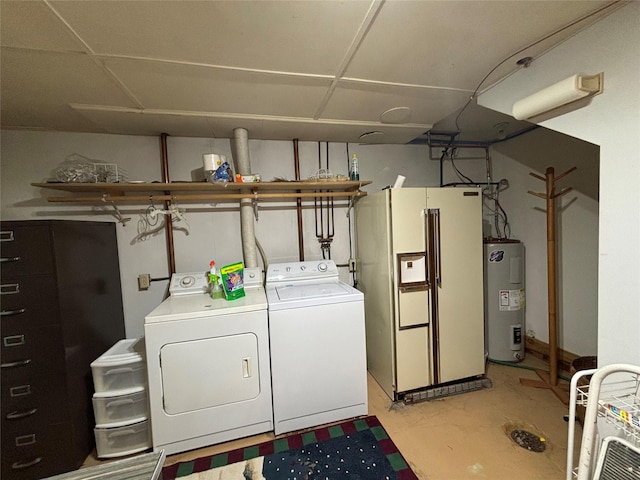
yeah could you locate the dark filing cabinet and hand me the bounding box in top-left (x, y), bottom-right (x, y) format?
top-left (1, 220), bottom-right (126, 479)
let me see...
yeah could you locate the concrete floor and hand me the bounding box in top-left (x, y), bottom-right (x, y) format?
top-left (154, 357), bottom-right (579, 480)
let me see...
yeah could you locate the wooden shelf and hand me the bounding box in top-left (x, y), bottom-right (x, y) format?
top-left (32, 180), bottom-right (372, 203)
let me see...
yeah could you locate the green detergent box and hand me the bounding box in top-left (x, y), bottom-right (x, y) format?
top-left (220, 262), bottom-right (246, 300)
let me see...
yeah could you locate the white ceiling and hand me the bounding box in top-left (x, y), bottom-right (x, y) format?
top-left (0, 0), bottom-right (621, 145)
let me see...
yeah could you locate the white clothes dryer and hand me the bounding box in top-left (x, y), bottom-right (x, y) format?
top-left (266, 260), bottom-right (368, 435)
top-left (144, 268), bottom-right (272, 455)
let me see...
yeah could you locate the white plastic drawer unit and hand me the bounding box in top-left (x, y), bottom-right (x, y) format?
top-left (94, 420), bottom-right (150, 458)
top-left (92, 387), bottom-right (148, 427)
top-left (91, 338), bottom-right (147, 393)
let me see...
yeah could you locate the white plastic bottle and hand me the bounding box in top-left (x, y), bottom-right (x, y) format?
top-left (208, 260), bottom-right (223, 299)
top-left (350, 153), bottom-right (359, 181)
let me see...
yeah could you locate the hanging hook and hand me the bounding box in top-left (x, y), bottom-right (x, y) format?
top-left (347, 196), bottom-right (354, 218)
top-left (101, 195), bottom-right (131, 226)
top-left (253, 198), bottom-right (260, 221)
top-left (169, 204), bottom-right (190, 232)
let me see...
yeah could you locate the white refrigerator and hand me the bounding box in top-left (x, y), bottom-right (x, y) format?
top-left (355, 187), bottom-right (485, 400)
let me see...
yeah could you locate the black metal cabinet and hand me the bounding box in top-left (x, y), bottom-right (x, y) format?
top-left (1, 220), bottom-right (126, 480)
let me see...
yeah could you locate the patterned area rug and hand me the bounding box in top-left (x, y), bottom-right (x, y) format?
top-left (161, 416), bottom-right (418, 480)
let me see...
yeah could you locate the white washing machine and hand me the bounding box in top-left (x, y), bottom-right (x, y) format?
top-left (144, 267), bottom-right (272, 455)
top-left (266, 260), bottom-right (368, 435)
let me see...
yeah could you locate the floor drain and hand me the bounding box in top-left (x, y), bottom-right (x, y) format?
top-left (510, 429), bottom-right (546, 452)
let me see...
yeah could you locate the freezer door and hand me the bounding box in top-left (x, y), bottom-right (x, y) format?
top-left (390, 188), bottom-right (430, 393)
top-left (427, 188), bottom-right (485, 384)
top-left (390, 188), bottom-right (427, 253)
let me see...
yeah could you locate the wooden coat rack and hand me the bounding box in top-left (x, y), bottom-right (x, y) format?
top-left (520, 166), bottom-right (576, 404)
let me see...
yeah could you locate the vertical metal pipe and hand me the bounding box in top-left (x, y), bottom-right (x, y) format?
top-left (545, 167), bottom-right (558, 386)
top-left (160, 133), bottom-right (176, 275)
top-left (293, 139), bottom-right (304, 261)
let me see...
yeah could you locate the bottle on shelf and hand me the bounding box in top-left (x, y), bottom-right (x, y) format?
top-left (350, 153), bottom-right (360, 181)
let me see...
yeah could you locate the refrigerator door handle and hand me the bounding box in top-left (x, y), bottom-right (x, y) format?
top-left (425, 208), bottom-right (442, 287)
top-left (434, 209), bottom-right (442, 287)
top-left (424, 209), bottom-right (430, 285)
top-left (426, 208), bottom-right (442, 384)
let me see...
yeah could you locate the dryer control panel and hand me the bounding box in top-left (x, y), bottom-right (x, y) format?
top-left (169, 272), bottom-right (210, 296)
top-left (266, 260), bottom-right (338, 283)
top-left (170, 266), bottom-right (264, 296)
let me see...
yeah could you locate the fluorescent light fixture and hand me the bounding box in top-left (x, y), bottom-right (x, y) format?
top-left (512, 73), bottom-right (604, 120)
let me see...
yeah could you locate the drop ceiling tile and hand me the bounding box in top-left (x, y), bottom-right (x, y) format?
top-left (49, 0), bottom-right (370, 75)
top-left (347, 0), bottom-right (613, 89)
top-left (322, 80), bottom-right (470, 125)
top-left (0, 0), bottom-right (87, 52)
top-left (0, 49), bottom-right (137, 130)
top-left (104, 57), bottom-right (331, 117)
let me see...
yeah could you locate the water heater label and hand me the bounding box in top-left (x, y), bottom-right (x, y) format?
top-left (499, 289), bottom-right (525, 311)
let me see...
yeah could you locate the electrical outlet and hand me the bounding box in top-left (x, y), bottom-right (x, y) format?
top-left (138, 274), bottom-right (151, 290)
top-left (348, 258), bottom-right (357, 273)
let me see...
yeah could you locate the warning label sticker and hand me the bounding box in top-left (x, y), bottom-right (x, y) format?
top-left (499, 289), bottom-right (525, 311)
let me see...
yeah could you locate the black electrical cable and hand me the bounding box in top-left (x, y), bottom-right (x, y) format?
top-left (443, 147), bottom-right (474, 184)
top-left (493, 208), bottom-right (503, 239)
top-left (495, 185), bottom-right (511, 239)
top-left (450, 156), bottom-right (474, 184)
top-left (496, 199), bottom-right (511, 238)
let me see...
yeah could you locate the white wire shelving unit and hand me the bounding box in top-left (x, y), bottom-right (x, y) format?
top-left (566, 363), bottom-right (640, 480)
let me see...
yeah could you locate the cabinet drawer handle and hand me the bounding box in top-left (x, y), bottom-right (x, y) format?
top-left (10, 384), bottom-right (32, 397)
top-left (6, 408), bottom-right (38, 420)
top-left (106, 398), bottom-right (134, 408)
top-left (0, 256), bottom-right (21, 263)
top-left (15, 433), bottom-right (37, 446)
top-left (108, 428), bottom-right (138, 439)
top-left (4, 335), bottom-right (25, 347)
top-left (1, 359), bottom-right (32, 369)
top-left (1, 231), bottom-right (15, 242)
top-left (0, 308), bottom-right (26, 316)
top-left (105, 366), bottom-right (135, 376)
top-left (1, 283), bottom-right (21, 295)
top-left (12, 457), bottom-right (42, 470)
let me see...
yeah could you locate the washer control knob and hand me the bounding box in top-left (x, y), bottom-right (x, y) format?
top-left (286, 266), bottom-right (291, 272)
top-left (318, 263), bottom-right (328, 272)
top-left (180, 275), bottom-right (196, 287)
top-left (300, 265), bottom-right (306, 271)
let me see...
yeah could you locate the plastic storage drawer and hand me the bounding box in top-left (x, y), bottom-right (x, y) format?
top-left (94, 420), bottom-right (150, 458)
top-left (92, 386), bottom-right (148, 427)
top-left (91, 338), bottom-right (146, 393)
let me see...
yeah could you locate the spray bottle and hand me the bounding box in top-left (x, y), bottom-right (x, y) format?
top-left (208, 261), bottom-right (223, 299)
top-left (350, 153), bottom-right (360, 181)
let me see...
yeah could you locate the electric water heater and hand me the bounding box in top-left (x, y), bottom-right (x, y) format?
top-left (484, 240), bottom-right (525, 362)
